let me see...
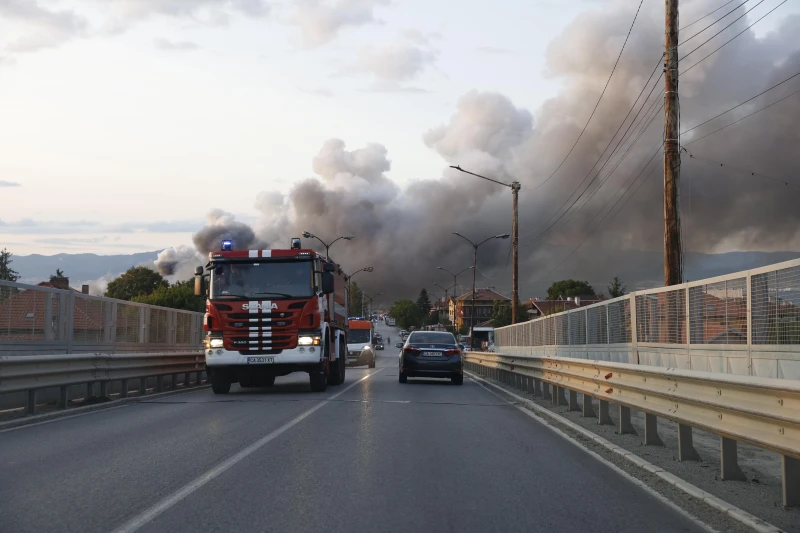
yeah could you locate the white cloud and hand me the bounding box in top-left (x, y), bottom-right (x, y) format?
top-left (345, 40), bottom-right (437, 82)
top-left (287, 0), bottom-right (389, 47)
top-left (154, 37), bottom-right (200, 51)
top-left (0, 0), bottom-right (88, 52)
top-left (100, 0), bottom-right (270, 33)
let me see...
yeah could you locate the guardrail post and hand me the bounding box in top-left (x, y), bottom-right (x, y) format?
top-left (59, 386), bottom-right (68, 408)
top-left (556, 386), bottom-right (567, 406)
top-left (139, 377), bottom-right (147, 396)
top-left (171, 374), bottom-right (178, 390)
top-left (86, 382), bottom-right (94, 399)
top-left (582, 394), bottom-right (595, 417)
top-left (551, 385), bottom-right (558, 405)
top-left (196, 371), bottom-right (203, 385)
top-left (27, 389), bottom-right (36, 415)
top-left (568, 390), bottom-right (580, 411)
top-left (720, 437), bottom-right (747, 481)
top-left (156, 376), bottom-right (164, 393)
top-left (598, 400), bottom-right (612, 425)
top-left (120, 379), bottom-right (128, 399)
top-left (100, 381), bottom-right (108, 398)
top-left (644, 413), bottom-right (663, 445)
top-left (184, 372), bottom-right (190, 387)
top-left (678, 424), bottom-right (700, 461)
top-left (619, 406), bottom-right (636, 435)
top-left (783, 456), bottom-right (800, 507)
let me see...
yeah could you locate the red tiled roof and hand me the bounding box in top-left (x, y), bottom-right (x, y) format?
top-left (0, 283), bottom-right (104, 337)
top-left (455, 288), bottom-right (510, 302)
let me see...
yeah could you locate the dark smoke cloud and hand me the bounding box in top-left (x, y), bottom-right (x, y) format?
top-left (159, 1), bottom-right (800, 303)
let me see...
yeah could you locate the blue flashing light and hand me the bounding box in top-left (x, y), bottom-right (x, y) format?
top-left (221, 240), bottom-right (233, 251)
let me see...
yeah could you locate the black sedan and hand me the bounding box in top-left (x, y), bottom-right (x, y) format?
top-left (398, 331), bottom-right (463, 385)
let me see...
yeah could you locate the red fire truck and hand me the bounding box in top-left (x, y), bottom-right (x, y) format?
top-left (195, 238), bottom-right (349, 393)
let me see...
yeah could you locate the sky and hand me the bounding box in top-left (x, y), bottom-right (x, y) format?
top-left (1, 0), bottom-right (799, 302)
top-left (0, 0), bottom-right (594, 254)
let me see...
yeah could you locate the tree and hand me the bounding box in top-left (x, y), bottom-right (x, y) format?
top-left (348, 282), bottom-right (364, 316)
top-left (546, 279), bottom-right (596, 300)
top-left (608, 277), bottom-right (627, 298)
top-left (490, 300), bottom-right (529, 327)
top-left (0, 248), bottom-right (19, 282)
top-left (105, 266), bottom-right (168, 301)
top-left (416, 288), bottom-right (432, 315)
top-left (132, 280), bottom-right (205, 312)
top-left (389, 299), bottom-right (423, 330)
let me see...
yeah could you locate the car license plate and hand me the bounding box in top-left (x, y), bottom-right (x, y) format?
top-left (422, 351), bottom-right (441, 357)
top-left (247, 356), bottom-right (274, 364)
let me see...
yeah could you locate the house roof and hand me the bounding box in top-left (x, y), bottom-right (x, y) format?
top-left (0, 282), bottom-right (104, 336)
top-left (455, 288), bottom-right (510, 302)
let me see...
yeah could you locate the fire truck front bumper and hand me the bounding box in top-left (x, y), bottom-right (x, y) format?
top-left (204, 346), bottom-right (323, 366)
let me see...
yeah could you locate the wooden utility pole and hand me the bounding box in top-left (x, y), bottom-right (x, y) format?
top-left (511, 182), bottom-right (521, 323)
top-left (664, 0), bottom-right (683, 286)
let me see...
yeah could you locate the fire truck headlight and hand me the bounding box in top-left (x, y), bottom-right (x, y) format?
top-left (298, 335), bottom-right (321, 346)
top-left (209, 338), bottom-right (224, 348)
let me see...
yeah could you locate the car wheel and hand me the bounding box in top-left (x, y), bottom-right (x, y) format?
top-left (451, 374), bottom-right (463, 386)
top-left (211, 373), bottom-right (231, 394)
top-left (399, 372), bottom-right (407, 383)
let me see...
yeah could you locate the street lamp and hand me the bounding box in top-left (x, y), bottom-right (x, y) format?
top-left (437, 265), bottom-right (473, 303)
top-left (362, 291), bottom-right (385, 317)
top-left (346, 267), bottom-right (373, 315)
top-left (301, 231), bottom-right (354, 260)
top-left (452, 232), bottom-right (510, 336)
top-left (433, 282), bottom-right (456, 336)
top-left (450, 165), bottom-right (521, 324)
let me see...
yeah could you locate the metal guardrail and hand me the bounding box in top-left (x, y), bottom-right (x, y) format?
top-left (0, 351), bottom-right (206, 416)
top-left (0, 280), bottom-right (204, 356)
top-left (496, 258), bottom-right (800, 379)
top-left (463, 351), bottom-right (800, 508)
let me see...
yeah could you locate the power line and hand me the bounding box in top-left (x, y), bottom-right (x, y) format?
top-left (523, 55), bottom-right (664, 242)
top-left (682, 70), bottom-right (800, 135)
top-left (679, 0), bottom-right (751, 46)
top-left (680, 0), bottom-right (741, 31)
top-left (530, 145), bottom-right (663, 284)
top-left (531, 0), bottom-right (646, 190)
top-left (681, 0), bottom-right (789, 75)
top-left (681, 0), bottom-right (767, 62)
top-left (684, 87), bottom-right (800, 146)
top-left (684, 150), bottom-right (800, 189)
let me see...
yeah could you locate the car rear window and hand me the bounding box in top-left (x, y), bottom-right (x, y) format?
top-left (409, 332), bottom-right (456, 344)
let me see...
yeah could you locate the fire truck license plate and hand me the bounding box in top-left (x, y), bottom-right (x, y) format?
top-left (247, 357), bottom-right (275, 364)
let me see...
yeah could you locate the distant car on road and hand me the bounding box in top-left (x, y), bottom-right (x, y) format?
top-left (398, 331), bottom-right (463, 385)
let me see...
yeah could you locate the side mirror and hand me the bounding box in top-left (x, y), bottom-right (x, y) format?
top-left (194, 276), bottom-right (206, 297)
top-left (321, 272), bottom-right (334, 294)
top-left (194, 266), bottom-right (204, 276)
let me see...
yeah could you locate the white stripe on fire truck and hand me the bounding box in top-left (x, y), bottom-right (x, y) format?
top-left (249, 250), bottom-right (258, 258)
top-left (262, 250), bottom-right (271, 258)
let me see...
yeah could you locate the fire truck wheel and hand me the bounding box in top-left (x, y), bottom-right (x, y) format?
top-left (309, 360), bottom-right (328, 392)
top-left (211, 372), bottom-right (231, 394)
top-left (327, 336), bottom-right (343, 386)
top-left (369, 356), bottom-right (376, 369)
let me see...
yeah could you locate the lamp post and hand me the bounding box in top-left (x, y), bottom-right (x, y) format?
top-left (362, 291), bottom-right (384, 317)
top-left (301, 231), bottom-right (354, 260)
top-left (452, 232), bottom-right (510, 336)
top-left (433, 282), bottom-right (455, 336)
top-left (437, 265), bottom-right (473, 303)
top-left (346, 267), bottom-right (373, 316)
top-left (450, 165), bottom-right (520, 324)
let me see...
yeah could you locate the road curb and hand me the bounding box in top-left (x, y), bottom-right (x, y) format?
top-left (466, 371), bottom-right (784, 533)
top-left (0, 383), bottom-right (211, 432)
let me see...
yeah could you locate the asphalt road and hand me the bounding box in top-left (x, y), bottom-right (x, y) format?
top-left (0, 321), bottom-right (708, 533)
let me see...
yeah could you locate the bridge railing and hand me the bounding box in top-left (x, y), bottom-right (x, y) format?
top-left (0, 280), bottom-right (204, 356)
top-left (496, 258), bottom-right (800, 379)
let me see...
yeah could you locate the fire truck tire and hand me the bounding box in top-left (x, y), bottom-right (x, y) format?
top-left (368, 356), bottom-right (376, 369)
top-left (309, 361), bottom-right (328, 392)
top-left (327, 337), bottom-right (343, 386)
top-left (211, 373), bottom-right (231, 394)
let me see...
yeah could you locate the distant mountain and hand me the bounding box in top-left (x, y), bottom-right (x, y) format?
top-left (12, 251), bottom-right (162, 285)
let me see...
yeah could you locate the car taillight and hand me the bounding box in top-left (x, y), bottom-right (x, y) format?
top-left (404, 346), bottom-right (421, 356)
top-left (444, 348), bottom-right (460, 356)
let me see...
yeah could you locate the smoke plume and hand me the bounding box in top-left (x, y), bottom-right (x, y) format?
top-left (158, 1), bottom-right (800, 302)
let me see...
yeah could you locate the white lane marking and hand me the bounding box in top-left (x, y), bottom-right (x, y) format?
top-left (467, 373), bottom-right (719, 533)
top-left (111, 369), bottom-right (383, 533)
top-left (0, 405), bottom-right (130, 434)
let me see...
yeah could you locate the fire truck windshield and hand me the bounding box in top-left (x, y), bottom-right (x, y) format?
top-left (210, 260), bottom-right (314, 300)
